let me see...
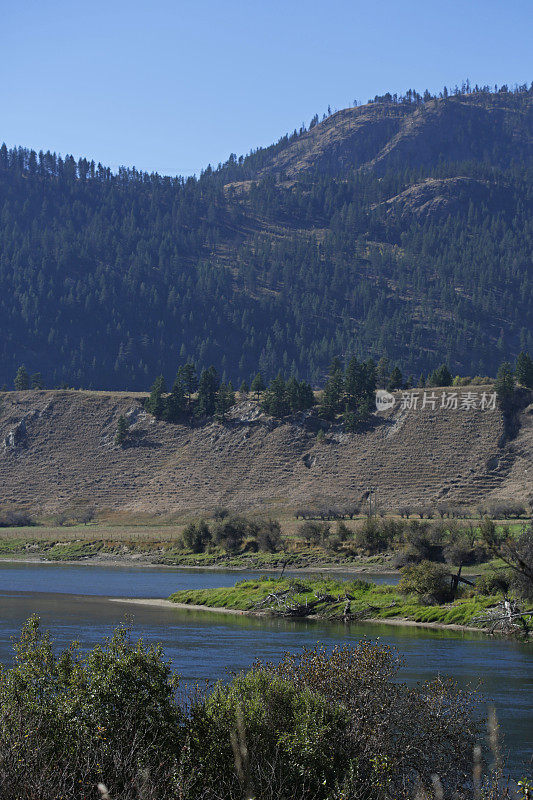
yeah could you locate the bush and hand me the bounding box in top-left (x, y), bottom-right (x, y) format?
top-left (0, 622), bottom-right (494, 800)
top-left (0, 618), bottom-right (183, 799)
top-left (187, 668), bottom-right (348, 800)
top-left (403, 520), bottom-right (442, 561)
top-left (0, 508), bottom-right (36, 527)
top-left (324, 533), bottom-right (343, 552)
top-left (476, 570), bottom-right (511, 596)
top-left (297, 520), bottom-right (330, 546)
top-left (399, 560), bottom-right (452, 602)
top-left (355, 518), bottom-right (390, 553)
top-left (253, 644), bottom-right (481, 799)
top-left (256, 519), bottom-right (282, 552)
top-left (183, 520), bottom-right (212, 553)
top-left (336, 520), bottom-right (351, 541)
top-left (213, 516), bottom-right (254, 553)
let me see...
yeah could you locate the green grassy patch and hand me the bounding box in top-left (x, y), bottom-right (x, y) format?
top-left (169, 577), bottom-right (526, 629)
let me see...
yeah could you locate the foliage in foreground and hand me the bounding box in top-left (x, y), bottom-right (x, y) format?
top-left (0, 618), bottom-right (515, 800)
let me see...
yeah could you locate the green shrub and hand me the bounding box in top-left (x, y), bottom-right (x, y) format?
top-left (256, 519), bottom-right (282, 552)
top-left (0, 620), bottom-right (497, 800)
top-left (0, 617), bottom-right (183, 799)
top-left (399, 560), bottom-right (452, 602)
top-left (187, 669), bottom-right (348, 799)
top-left (182, 520), bottom-right (211, 553)
top-left (297, 520), bottom-right (330, 545)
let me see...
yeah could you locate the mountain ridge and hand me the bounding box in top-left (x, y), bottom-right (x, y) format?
top-left (0, 85), bottom-right (531, 389)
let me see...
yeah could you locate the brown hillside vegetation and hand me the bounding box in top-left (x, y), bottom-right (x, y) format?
top-left (246, 94), bottom-right (533, 180)
top-left (1, 389), bottom-right (531, 515)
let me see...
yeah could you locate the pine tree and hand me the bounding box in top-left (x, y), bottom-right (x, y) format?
top-left (14, 365), bottom-right (30, 391)
top-left (30, 372), bottom-right (44, 389)
top-left (197, 366), bottom-right (220, 416)
top-left (297, 380), bottom-right (315, 411)
top-left (165, 376), bottom-right (186, 422)
top-left (428, 364), bottom-right (452, 387)
top-left (146, 375), bottom-right (166, 418)
top-left (215, 381), bottom-right (235, 421)
top-left (115, 414), bottom-right (128, 446)
top-left (251, 373), bottom-right (266, 400)
top-left (495, 361), bottom-right (515, 405)
top-left (286, 376), bottom-right (300, 411)
top-left (515, 351), bottom-right (533, 388)
top-left (177, 362), bottom-right (198, 410)
top-left (239, 380), bottom-right (249, 395)
top-left (376, 357), bottom-right (390, 389)
top-left (320, 357), bottom-right (344, 419)
top-left (387, 367), bottom-right (403, 391)
top-left (262, 372), bottom-right (289, 417)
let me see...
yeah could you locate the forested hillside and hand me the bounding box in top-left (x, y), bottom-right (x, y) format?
top-left (1, 83), bottom-right (531, 389)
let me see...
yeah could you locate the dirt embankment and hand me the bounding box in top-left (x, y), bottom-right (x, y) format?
top-left (0, 388), bottom-right (531, 514)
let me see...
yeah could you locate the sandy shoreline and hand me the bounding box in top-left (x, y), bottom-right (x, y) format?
top-left (109, 596), bottom-right (487, 633)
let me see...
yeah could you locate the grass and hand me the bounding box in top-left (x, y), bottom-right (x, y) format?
top-left (168, 576), bottom-right (520, 628)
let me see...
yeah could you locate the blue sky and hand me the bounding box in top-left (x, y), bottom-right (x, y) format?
top-left (2, 0), bottom-right (531, 176)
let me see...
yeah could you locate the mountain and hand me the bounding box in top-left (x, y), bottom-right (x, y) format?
top-left (0, 84), bottom-right (532, 390)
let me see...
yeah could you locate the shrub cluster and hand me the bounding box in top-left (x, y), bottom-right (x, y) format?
top-left (181, 515), bottom-right (282, 555)
top-left (295, 503), bottom-right (360, 520)
top-left (0, 508), bottom-right (36, 527)
top-left (0, 618), bottom-right (491, 800)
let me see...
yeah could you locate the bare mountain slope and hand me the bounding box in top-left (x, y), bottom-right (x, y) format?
top-left (249, 94), bottom-right (533, 180)
top-left (1, 390), bottom-right (531, 515)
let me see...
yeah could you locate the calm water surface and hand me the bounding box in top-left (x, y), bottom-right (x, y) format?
top-left (0, 562), bottom-right (531, 775)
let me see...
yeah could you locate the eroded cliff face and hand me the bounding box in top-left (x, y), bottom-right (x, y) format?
top-left (0, 389), bottom-right (531, 514)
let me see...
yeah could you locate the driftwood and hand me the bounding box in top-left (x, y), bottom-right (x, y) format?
top-left (253, 588), bottom-right (354, 618)
top-left (473, 598), bottom-right (533, 636)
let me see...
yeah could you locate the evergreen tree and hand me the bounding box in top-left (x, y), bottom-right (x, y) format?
top-left (251, 373), bottom-right (266, 400)
top-left (239, 380), bottom-right (249, 395)
top-left (215, 381), bottom-right (235, 421)
top-left (115, 414), bottom-right (128, 446)
top-left (428, 364), bottom-right (452, 387)
top-left (165, 375), bottom-right (187, 422)
top-left (297, 380), bottom-right (315, 411)
top-left (30, 372), bottom-right (44, 389)
top-left (376, 357), bottom-right (390, 389)
top-left (515, 351), bottom-right (533, 388)
top-left (262, 372), bottom-right (289, 417)
top-left (146, 375), bottom-right (166, 418)
top-left (197, 366), bottom-right (220, 416)
top-left (286, 376), bottom-right (300, 411)
top-left (14, 365), bottom-right (30, 391)
top-left (387, 367), bottom-right (403, 391)
top-left (362, 358), bottom-right (377, 399)
top-left (495, 361), bottom-right (515, 406)
top-left (177, 362), bottom-right (198, 410)
top-left (320, 357), bottom-right (344, 419)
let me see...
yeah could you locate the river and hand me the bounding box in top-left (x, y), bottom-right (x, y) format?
top-left (0, 562), bottom-right (531, 776)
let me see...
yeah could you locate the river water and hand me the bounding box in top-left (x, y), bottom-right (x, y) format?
top-left (0, 562), bottom-right (531, 776)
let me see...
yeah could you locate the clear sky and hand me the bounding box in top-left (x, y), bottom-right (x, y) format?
top-left (2, 0), bottom-right (531, 176)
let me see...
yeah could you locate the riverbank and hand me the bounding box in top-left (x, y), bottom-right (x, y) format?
top-left (0, 543), bottom-right (400, 575)
top-left (110, 595), bottom-right (488, 632)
